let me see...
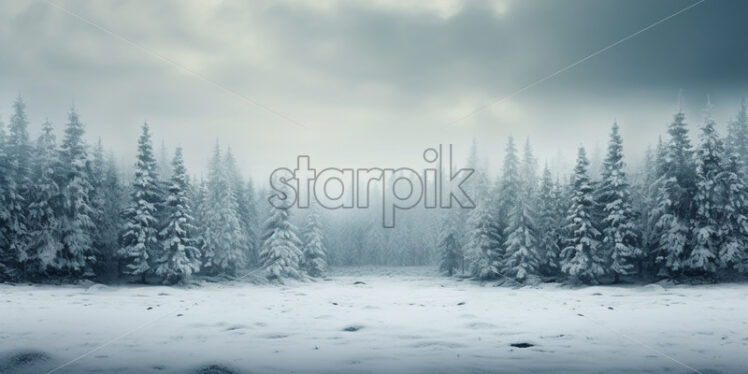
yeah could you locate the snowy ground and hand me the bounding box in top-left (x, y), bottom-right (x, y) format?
top-left (1, 267), bottom-right (747, 374)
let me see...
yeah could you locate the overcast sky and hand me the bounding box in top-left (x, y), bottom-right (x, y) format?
top-left (1, 0), bottom-right (747, 181)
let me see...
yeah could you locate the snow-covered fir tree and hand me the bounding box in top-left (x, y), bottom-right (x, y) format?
top-left (27, 120), bottom-right (63, 275)
top-left (224, 148), bottom-right (252, 265)
top-left (726, 97), bottom-right (748, 173)
top-left (203, 142), bottom-right (246, 275)
top-left (0, 118), bottom-right (11, 279)
top-left (536, 165), bottom-right (561, 276)
top-left (437, 208), bottom-right (461, 276)
top-left (464, 171), bottom-right (502, 279)
top-left (244, 179), bottom-right (260, 265)
top-left (689, 104), bottom-right (723, 276)
top-left (156, 147), bottom-right (201, 284)
top-left (717, 152), bottom-right (748, 272)
top-left (560, 147), bottom-right (605, 284)
top-left (90, 141), bottom-right (123, 278)
top-left (259, 201), bottom-right (303, 281)
top-left (598, 122), bottom-right (640, 282)
top-left (5, 96), bottom-right (32, 278)
top-left (301, 209), bottom-right (327, 277)
top-left (503, 140), bottom-right (541, 281)
top-left (654, 110), bottom-right (696, 277)
top-left (58, 107), bottom-right (96, 278)
top-left (119, 123), bottom-right (163, 282)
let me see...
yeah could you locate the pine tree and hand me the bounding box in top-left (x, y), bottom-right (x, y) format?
top-left (438, 209), bottom-right (461, 276)
top-left (598, 122), bottom-right (640, 282)
top-left (726, 97), bottom-right (748, 173)
top-left (717, 152), bottom-right (748, 272)
top-left (90, 142), bottom-right (123, 278)
top-left (27, 120), bottom-right (63, 275)
top-left (689, 105), bottom-right (723, 275)
top-left (0, 117), bottom-right (11, 279)
top-left (301, 209), bottom-right (327, 277)
top-left (156, 147), bottom-right (201, 284)
top-left (119, 123), bottom-right (163, 282)
top-left (259, 204), bottom-right (303, 281)
top-left (503, 140), bottom-right (541, 281)
top-left (225, 148), bottom-right (252, 264)
top-left (560, 147), bottom-right (605, 284)
top-left (5, 95), bottom-right (32, 279)
top-left (58, 107), bottom-right (96, 278)
top-left (464, 171), bottom-right (502, 279)
top-left (203, 142), bottom-right (246, 275)
top-left (537, 165), bottom-right (561, 276)
top-left (654, 110), bottom-right (696, 277)
top-left (244, 179), bottom-right (260, 266)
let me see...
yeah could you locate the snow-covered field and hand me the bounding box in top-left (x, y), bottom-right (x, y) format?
top-left (1, 267), bottom-right (747, 374)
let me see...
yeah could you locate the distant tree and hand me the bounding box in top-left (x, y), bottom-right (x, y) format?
top-left (464, 171), bottom-right (502, 279)
top-left (301, 209), bottom-right (327, 277)
top-left (503, 140), bottom-right (541, 281)
top-left (58, 107), bottom-right (96, 278)
top-left (27, 120), bottom-right (63, 276)
top-left (0, 118), bottom-right (11, 279)
top-left (203, 142), bottom-right (245, 275)
top-left (438, 209), bottom-right (461, 276)
top-left (90, 141), bottom-right (124, 279)
top-left (537, 165), bottom-right (561, 276)
top-left (244, 179), bottom-right (260, 265)
top-left (560, 147), bottom-right (605, 284)
top-left (598, 122), bottom-right (640, 282)
top-left (224, 148), bottom-right (252, 265)
top-left (259, 203), bottom-right (303, 281)
top-left (717, 152), bottom-right (748, 272)
top-left (119, 123), bottom-right (163, 282)
top-left (726, 97), bottom-right (748, 173)
top-left (156, 147), bottom-right (201, 284)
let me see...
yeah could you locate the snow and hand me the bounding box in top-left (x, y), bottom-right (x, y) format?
top-left (2, 267), bottom-right (747, 373)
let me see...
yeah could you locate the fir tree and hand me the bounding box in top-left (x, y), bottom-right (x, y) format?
top-left (717, 152), bottom-right (748, 272)
top-left (654, 110), bottom-right (696, 277)
top-left (438, 209), bottom-right (461, 276)
top-left (119, 123), bottom-right (162, 282)
top-left (301, 209), bottom-right (327, 277)
top-left (5, 95), bottom-right (32, 278)
top-left (537, 165), bottom-right (561, 276)
top-left (0, 117), bottom-right (10, 279)
top-left (259, 203), bottom-right (303, 281)
top-left (689, 105), bottom-right (723, 275)
top-left (156, 147), bottom-right (201, 284)
top-left (560, 147), bottom-right (605, 284)
top-left (27, 120), bottom-right (63, 275)
top-left (726, 97), bottom-right (748, 173)
top-left (225, 148), bottom-right (252, 264)
top-left (464, 171), bottom-right (502, 279)
top-left (59, 107), bottom-right (96, 278)
top-left (503, 140), bottom-right (541, 281)
top-left (90, 142), bottom-right (123, 278)
top-left (598, 122), bottom-right (640, 282)
top-left (203, 142), bottom-right (246, 275)
top-left (244, 179), bottom-right (260, 266)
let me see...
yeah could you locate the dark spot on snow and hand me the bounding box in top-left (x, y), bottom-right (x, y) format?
top-left (147, 306), bottom-right (153, 310)
top-left (591, 292), bottom-right (602, 296)
top-left (510, 342), bottom-right (534, 348)
top-left (331, 302), bottom-right (339, 305)
top-left (265, 334), bottom-right (288, 339)
top-left (195, 364), bottom-right (239, 374)
top-left (608, 306), bottom-right (614, 310)
top-left (225, 325), bottom-right (246, 331)
top-left (0, 350), bottom-right (51, 371)
top-left (577, 313), bottom-right (584, 317)
top-left (353, 281), bottom-right (366, 285)
top-left (457, 302), bottom-right (466, 306)
top-left (343, 325), bottom-right (364, 332)
top-left (153, 364), bottom-right (167, 370)
top-left (177, 314), bottom-right (183, 317)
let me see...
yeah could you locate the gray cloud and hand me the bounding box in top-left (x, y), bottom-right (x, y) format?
top-left (1, 0), bottom-right (746, 180)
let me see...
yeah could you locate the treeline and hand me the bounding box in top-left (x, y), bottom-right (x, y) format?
top-left (439, 99), bottom-right (748, 284)
top-left (0, 96), bottom-right (327, 284)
